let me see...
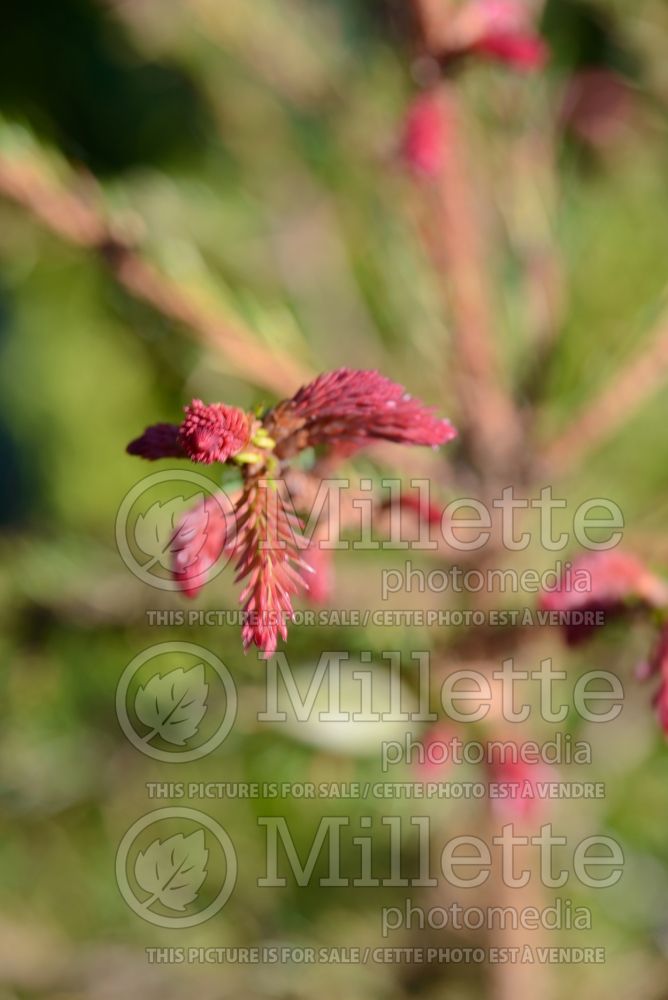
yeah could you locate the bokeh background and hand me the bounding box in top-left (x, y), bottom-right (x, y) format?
top-left (1, 0), bottom-right (668, 997)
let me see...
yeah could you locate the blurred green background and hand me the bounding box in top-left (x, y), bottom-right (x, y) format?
top-left (1, 0), bottom-right (668, 997)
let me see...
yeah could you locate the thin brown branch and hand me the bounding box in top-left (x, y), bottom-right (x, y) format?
top-left (410, 2), bottom-right (525, 481)
top-left (409, 0), bottom-right (456, 53)
top-left (543, 304), bottom-right (668, 476)
top-left (0, 154), bottom-right (312, 397)
top-left (430, 86), bottom-right (524, 475)
top-left (0, 151), bottom-right (457, 480)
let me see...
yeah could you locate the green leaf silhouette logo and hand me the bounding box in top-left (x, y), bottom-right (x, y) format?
top-left (134, 831), bottom-right (208, 912)
top-left (134, 494), bottom-right (206, 571)
top-left (135, 665), bottom-right (208, 746)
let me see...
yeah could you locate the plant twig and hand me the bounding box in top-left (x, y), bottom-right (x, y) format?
top-left (409, 2), bottom-right (525, 480)
top-left (543, 304), bottom-right (668, 476)
top-left (0, 154), bottom-right (312, 397)
top-left (432, 87), bottom-right (524, 474)
top-left (0, 150), bottom-right (455, 480)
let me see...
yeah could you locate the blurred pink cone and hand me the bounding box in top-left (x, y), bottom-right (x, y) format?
top-left (402, 93), bottom-right (447, 178)
top-left (414, 723), bottom-right (457, 779)
top-left (488, 749), bottom-right (553, 822)
top-left (303, 542), bottom-right (334, 606)
top-left (171, 493), bottom-right (235, 598)
top-left (539, 550), bottom-right (668, 645)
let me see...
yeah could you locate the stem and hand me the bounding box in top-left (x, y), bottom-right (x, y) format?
top-left (428, 84), bottom-right (524, 477)
top-left (543, 301), bottom-right (668, 476)
top-left (408, 1), bottom-right (525, 481)
top-left (0, 154), bottom-right (312, 397)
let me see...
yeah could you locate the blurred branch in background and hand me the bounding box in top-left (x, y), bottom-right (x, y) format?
top-left (0, 130), bottom-right (313, 396)
top-left (424, 87), bottom-right (525, 479)
top-left (409, 0), bottom-right (525, 483)
top-left (406, 4), bottom-right (558, 999)
top-left (544, 295), bottom-right (668, 476)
